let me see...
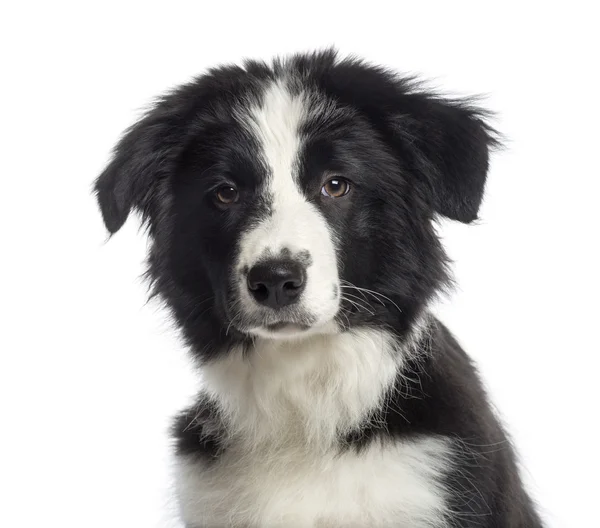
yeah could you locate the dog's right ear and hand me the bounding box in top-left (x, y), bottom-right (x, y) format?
top-left (94, 101), bottom-right (187, 234)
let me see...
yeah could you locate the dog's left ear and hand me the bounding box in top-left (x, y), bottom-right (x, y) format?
top-left (393, 96), bottom-right (498, 223)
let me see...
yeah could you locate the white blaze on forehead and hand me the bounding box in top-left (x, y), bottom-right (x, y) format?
top-left (235, 80), bottom-right (340, 328)
top-left (247, 80), bottom-right (307, 188)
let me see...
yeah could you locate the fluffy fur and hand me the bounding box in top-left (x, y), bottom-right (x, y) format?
top-left (95, 50), bottom-right (542, 527)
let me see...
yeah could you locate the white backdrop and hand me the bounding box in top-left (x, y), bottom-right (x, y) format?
top-left (1, 1), bottom-right (598, 527)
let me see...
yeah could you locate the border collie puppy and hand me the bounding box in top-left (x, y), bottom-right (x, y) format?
top-left (95, 50), bottom-right (542, 527)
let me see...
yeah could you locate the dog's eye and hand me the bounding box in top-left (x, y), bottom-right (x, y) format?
top-left (321, 178), bottom-right (350, 198)
top-left (215, 185), bottom-right (239, 205)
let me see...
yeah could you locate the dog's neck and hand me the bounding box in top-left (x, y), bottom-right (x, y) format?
top-left (200, 320), bottom-right (431, 451)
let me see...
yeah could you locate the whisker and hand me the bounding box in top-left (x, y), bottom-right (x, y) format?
top-left (341, 291), bottom-right (377, 312)
top-left (340, 295), bottom-right (375, 316)
top-left (340, 281), bottom-right (402, 313)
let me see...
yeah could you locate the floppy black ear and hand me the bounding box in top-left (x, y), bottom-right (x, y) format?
top-left (94, 101), bottom-right (187, 234)
top-left (396, 96), bottom-right (498, 223)
top-left (318, 53), bottom-right (498, 223)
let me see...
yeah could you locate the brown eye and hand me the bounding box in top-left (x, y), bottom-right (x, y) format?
top-left (215, 185), bottom-right (239, 205)
top-left (321, 178), bottom-right (350, 198)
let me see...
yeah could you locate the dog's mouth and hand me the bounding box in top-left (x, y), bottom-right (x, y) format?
top-left (228, 310), bottom-right (339, 340)
top-left (226, 304), bottom-right (318, 336)
top-left (264, 321), bottom-right (311, 333)
top-left (246, 319), bottom-right (313, 339)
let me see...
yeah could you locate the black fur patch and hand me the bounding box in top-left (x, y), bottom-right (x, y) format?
top-left (343, 321), bottom-right (541, 525)
top-left (172, 397), bottom-right (226, 460)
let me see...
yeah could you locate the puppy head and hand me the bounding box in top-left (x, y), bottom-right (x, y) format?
top-left (95, 50), bottom-right (497, 358)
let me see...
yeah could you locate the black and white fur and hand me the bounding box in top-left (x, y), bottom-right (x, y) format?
top-left (95, 50), bottom-right (542, 527)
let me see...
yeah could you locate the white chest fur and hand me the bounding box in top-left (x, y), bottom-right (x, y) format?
top-left (176, 436), bottom-right (452, 527)
top-left (174, 327), bottom-right (452, 527)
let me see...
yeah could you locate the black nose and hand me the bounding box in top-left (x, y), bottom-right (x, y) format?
top-left (247, 259), bottom-right (306, 309)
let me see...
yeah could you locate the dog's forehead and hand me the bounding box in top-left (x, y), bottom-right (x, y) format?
top-left (232, 79), bottom-right (347, 193)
